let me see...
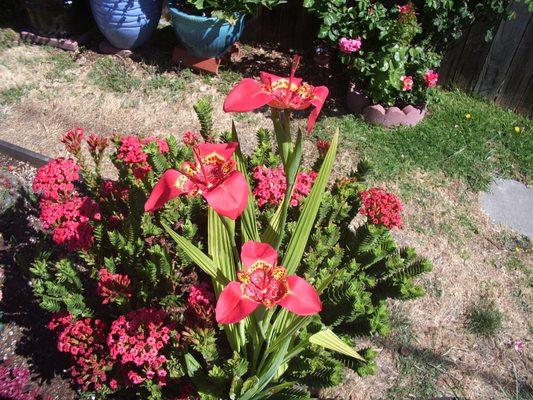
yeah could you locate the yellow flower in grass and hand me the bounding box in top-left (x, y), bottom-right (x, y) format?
top-left (465, 113), bottom-right (472, 120)
top-left (514, 126), bottom-right (522, 133)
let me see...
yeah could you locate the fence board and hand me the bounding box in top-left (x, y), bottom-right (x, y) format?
top-left (474, 1), bottom-right (531, 99)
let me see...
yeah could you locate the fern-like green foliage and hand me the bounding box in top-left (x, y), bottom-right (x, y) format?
top-left (193, 97), bottom-right (214, 140)
top-left (29, 255), bottom-right (91, 317)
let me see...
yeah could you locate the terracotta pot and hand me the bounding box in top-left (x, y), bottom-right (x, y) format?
top-left (346, 84), bottom-right (426, 127)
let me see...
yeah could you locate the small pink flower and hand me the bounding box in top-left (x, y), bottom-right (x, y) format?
top-left (401, 75), bottom-right (413, 91)
top-left (397, 4), bottom-right (414, 14)
top-left (424, 69), bottom-right (439, 88)
top-left (514, 340), bottom-right (524, 351)
top-left (339, 37), bottom-right (362, 54)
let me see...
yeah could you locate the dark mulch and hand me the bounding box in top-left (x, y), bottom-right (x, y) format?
top-left (0, 153), bottom-right (76, 400)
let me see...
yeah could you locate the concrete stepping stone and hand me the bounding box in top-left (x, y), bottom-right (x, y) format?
top-left (480, 178), bottom-right (533, 238)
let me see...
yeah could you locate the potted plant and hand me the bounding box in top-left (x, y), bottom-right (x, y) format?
top-left (167, 0), bottom-right (284, 59)
top-left (306, 1), bottom-right (441, 127)
top-left (90, 0), bottom-right (163, 50)
top-left (22, 0), bottom-right (93, 37)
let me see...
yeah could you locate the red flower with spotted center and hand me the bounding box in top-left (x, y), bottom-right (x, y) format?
top-left (223, 55), bottom-right (329, 133)
top-left (144, 142), bottom-right (248, 220)
top-left (216, 241), bottom-right (322, 324)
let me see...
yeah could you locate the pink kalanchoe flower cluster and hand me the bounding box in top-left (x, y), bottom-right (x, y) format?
top-left (182, 131), bottom-right (201, 147)
top-left (107, 308), bottom-right (176, 387)
top-left (0, 361), bottom-right (51, 400)
top-left (48, 313), bottom-right (111, 391)
top-left (316, 139), bottom-right (330, 158)
top-left (61, 128), bottom-right (86, 155)
top-left (339, 37), bottom-right (362, 53)
top-left (87, 132), bottom-right (109, 154)
top-left (359, 188), bottom-right (403, 229)
top-left (100, 180), bottom-right (129, 201)
top-left (253, 166), bottom-right (317, 207)
top-left (39, 196), bottom-right (100, 251)
top-left (115, 135), bottom-right (169, 179)
top-left (424, 69), bottom-right (439, 88)
top-left (32, 158), bottom-right (80, 201)
top-left (186, 282), bottom-right (216, 325)
top-left (401, 75), bottom-right (414, 91)
top-left (97, 268), bottom-right (132, 305)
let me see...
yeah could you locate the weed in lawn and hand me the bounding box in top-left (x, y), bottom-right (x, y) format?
top-left (89, 57), bottom-right (141, 93)
top-left (44, 50), bottom-right (77, 82)
top-left (315, 89), bottom-right (533, 191)
top-left (466, 298), bottom-right (503, 337)
top-left (0, 85), bottom-right (33, 105)
top-left (145, 74), bottom-right (189, 100)
top-left (214, 69), bottom-right (242, 95)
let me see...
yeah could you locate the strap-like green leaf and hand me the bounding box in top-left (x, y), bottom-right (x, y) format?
top-left (162, 221), bottom-right (226, 285)
top-left (208, 208), bottom-right (243, 353)
top-left (309, 329), bottom-right (365, 361)
top-left (282, 129), bottom-right (339, 274)
top-left (231, 122), bottom-right (260, 242)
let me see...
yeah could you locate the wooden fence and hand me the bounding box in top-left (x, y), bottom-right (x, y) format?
top-left (244, 1), bottom-right (533, 117)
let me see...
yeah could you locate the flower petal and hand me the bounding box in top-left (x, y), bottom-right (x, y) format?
top-left (196, 142), bottom-right (238, 162)
top-left (307, 86), bottom-right (329, 133)
top-left (144, 169), bottom-right (189, 212)
top-left (278, 275), bottom-right (322, 315)
top-left (260, 72), bottom-right (302, 88)
top-left (223, 78), bottom-right (274, 112)
top-left (240, 241), bottom-right (278, 269)
top-left (216, 281), bottom-right (259, 324)
top-left (203, 170), bottom-right (249, 220)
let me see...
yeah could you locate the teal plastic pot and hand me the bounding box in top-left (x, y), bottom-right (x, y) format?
top-left (167, 4), bottom-right (245, 58)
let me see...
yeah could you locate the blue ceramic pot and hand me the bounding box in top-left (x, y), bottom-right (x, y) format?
top-left (90, 0), bottom-right (162, 49)
top-left (167, 4), bottom-right (245, 58)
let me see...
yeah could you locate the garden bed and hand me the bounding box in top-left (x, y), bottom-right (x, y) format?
top-left (1, 25), bottom-right (532, 399)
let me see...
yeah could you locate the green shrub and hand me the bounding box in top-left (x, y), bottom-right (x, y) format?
top-left (467, 298), bottom-right (503, 337)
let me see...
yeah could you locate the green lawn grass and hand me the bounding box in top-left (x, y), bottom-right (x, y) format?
top-left (315, 90), bottom-right (532, 191)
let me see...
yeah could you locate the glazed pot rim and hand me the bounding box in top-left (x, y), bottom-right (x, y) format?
top-left (167, 3), bottom-right (244, 24)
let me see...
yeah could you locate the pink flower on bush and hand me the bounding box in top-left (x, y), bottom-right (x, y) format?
top-left (401, 75), bottom-right (413, 91)
top-left (49, 313), bottom-right (111, 391)
top-left (359, 188), bottom-right (403, 229)
top-left (339, 37), bottom-right (362, 53)
top-left (33, 158), bottom-right (80, 201)
top-left (116, 135), bottom-right (152, 180)
top-left (424, 69), bottom-right (439, 88)
top-left (183, 131), bottom-right (200, 146)
top-left (97, 268), bottom-right (132, 305)
top-left (253, 166), bottom-right (317, 207)
top-left (397, 3), bottom-right (414, 14)
top-left (145, 136), bottom-right (170, 154)
top-left (107, 308), bottom-right (176, 387)
top-left (100, 180), bottom-right (129, 201)
top-left (61, 128), bottom-right (86, 155)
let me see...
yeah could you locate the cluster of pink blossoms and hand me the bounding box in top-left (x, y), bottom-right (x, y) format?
top-left (97, 268), bottom-right (132, 305)
top-left (34, 157), bottom-right (100, 251)
top-left (315, 139), bottom-right (330, 158)
top-left (186, 282), bottom-right (216, 326)
top-left (48, 313), bottom-right (111, 390)
top-left (253, 166), bottom-right (317, 207)
top-left (397, 3), bottom-right (415, 14)
top-left (107, 308), bottom-right (176, 387)
top-left (339, 37), bottom-right (362, 53)
top-left (182, 131), bottom-right (200, 146)
top-left (32, 158), bottom-right (80, 201)
top-left (0, 361), bottom-right (51, 400)
top-left (116, 135), bottom-right (169, 180)
top-left (359, 188), bottom-right (403, 229)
